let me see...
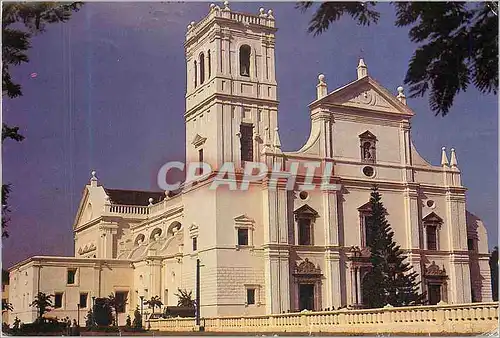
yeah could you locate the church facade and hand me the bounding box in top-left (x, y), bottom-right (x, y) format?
top-left (7, 3), bottom-right (492, 325)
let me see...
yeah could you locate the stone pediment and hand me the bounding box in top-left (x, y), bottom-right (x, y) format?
top-left (422, 212), bottom-right (443, 224)
top-left (311, 76), bottom-right (414, 117)
top-left (293, 204), bottom-right (319, 219)
top-left (424, 261), bottom-right (447, 277)
top-left (293, 258), bottom-right (322, 275)
top-left (234, 214), bottom-right (255, 227)
top-left (192, 134), bottom-right (207, 148)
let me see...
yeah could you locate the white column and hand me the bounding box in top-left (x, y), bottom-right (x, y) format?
top-left (356, 268), bottom-right (361, 305)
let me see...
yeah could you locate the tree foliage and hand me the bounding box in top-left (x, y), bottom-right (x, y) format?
top-left (361, 186), bottom-right (425, 308)
top-left (174, 289), bottom-right (195, 307)
top-left (132, 306), bottom-right (142, 329)
top-left (30, 292), bottom-right (53, 318)
top-left (106, 293), bottom-right (127, 326)
top-left (144, 295), bottom-right (163, 313)
top-left (2, 299), bottom-right (13, 313)
top-left (297, 2), bottom-right (498, 116)
top-left (490, 246), bottom-right (498, 301)
top-left (93, 298), bottom-right (113, 326)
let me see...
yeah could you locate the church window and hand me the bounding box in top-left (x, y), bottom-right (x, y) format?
top-left (115, 291), bottom-right (128, 313)
top-left (423, 212), bottom-right (442, 251)
top-left (192, 237), bottom-right (198, 251)
top-left (54, 293), bottom-right (63, 308)
top-left (362, 166), bottom-right (375, 177)
top-left (199, 53), bottom-right (205, 84)
top-left (239, 45), bottom-right (251, 77)
top-left (238, 228), bottom-right (249, 246)
top-left (196, 149), bottom-right (204, 175)
top-left (67, 268), bottom-right (77, 285)
top-left (294, 205), bottom-right (318, 246)
top-left (358, 201), bottom-right (384, 247)
top-left (194, 60), bottom-right (197, 88)
top-left (240, 123), bottom-right (254, 163)
top-left (359, 131), bottom-right (377, 163)
top-left (234, 215), bottom-right (255, 248)
top-left (246, 288), bottom-right (255, 305)
top-left (467, 238), bottom-right (475, 251)
top-left (298, 218), bottom-right (312, 245)
top-left (426, 226), bottom-right (437, 250)
top-left (79, 293), bottom-right (88, 308)
top-left (207, 50), bottom-right (211, 78)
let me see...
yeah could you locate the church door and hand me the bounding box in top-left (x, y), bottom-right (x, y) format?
top-left (428, 284), bottom-right (441, 305)
top-left (299, 284), bottom-right (315, 311)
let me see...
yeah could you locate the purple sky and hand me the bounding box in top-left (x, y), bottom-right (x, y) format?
top-left (2, 2), bottom-right (498, 268)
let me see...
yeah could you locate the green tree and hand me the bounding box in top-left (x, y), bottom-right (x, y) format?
top-left (490, 246), bottom-right (498, 301)
top-left (93, 297), bottom-right (113, 326)
top-left (144, 295), bottom-right (163, 313)
top-left (174, 289), bottom-right (194, 307)
top-left (84, 308), bottom-right (95, 328)
top-left (2, 299), bottom-right (13, 313)
top-left (125, 314), bottom-right (131, 328)
top-left (106, 293), bottom-right (127, 327)
top-left (132, 306), bottom-right (142, 329)
top-left (297, 2), bottom-right (498, 116)
top-left (29, 292), bottom-right (53, 318)
top-left (2, 2), bottom-right (83, 238)
top-left (361, 186), bottom-right (425, 308)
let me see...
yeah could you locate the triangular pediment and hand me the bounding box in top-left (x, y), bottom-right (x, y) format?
top-left (192, 134), bottom-right (207, 148)
top-left (422, 212), bottom-right (443, 224)
top-left (294, 204), bottom-right (319, 218)
top-left (310, 76), bottom-right (414, 117)
top-left (359, 130), bottom-right (377, 140)
top-left (234, 214), bottom-right (254, 223)
top-left (73, 187), bottom-right (90, 229)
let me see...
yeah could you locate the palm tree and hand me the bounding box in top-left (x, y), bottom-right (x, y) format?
top-left (144, 296), bottom-right (163, 313)
top-left (29, 292), bottom-right (53, 318)
top-left (174, 289), bottom-right (194, 307)
top-left (2, 299), bottom-right (13, 313)
top-left (107, 293), bottom-right (127, 326)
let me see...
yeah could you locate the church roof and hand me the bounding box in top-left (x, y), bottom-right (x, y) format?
top-left (104, 188), bottom-right (166, 206)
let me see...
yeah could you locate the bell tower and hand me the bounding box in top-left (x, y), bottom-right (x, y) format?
top-left (184, 2), bottom-right (278, 170)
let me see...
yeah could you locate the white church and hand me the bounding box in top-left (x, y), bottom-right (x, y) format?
top-left (7, 3), bottom-right (492, 325)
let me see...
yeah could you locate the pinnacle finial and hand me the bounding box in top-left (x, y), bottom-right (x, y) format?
top-left (450, 148), bottom-right (458, 167)
top-left (261, 126), bottom-right (271, 154)
top-left (223, 1), bottom-right (230, 10)
top-left (90, 170), bottom-right (98, 187)
top-left (273, 127), bottom-right (282, 150)
top-left (148, 198), bottom-right (154, 206)
top-left (357, 58), bottom-right (368, 79)
top-left (441, 147), bottom-right (449, 167)
top-left (267, 9), bottom-right (274, 19)
top-left (91, 170), bottom-right (97, 179)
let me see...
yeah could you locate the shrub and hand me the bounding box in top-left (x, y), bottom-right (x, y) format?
top-left (93, 297), bottom-right (113, 326)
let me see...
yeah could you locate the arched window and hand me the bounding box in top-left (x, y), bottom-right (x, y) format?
top-left (194, 60), bottom-right (197, 88)
top-left (199, 53), bottom-right (205, 84)
top-left (207, 50), bottom-right (211, 78)
top-left (239, 45), bottom-right (251, 77)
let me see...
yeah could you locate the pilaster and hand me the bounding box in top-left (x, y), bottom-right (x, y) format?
top-left (403, 186), bottom-right (420, 250)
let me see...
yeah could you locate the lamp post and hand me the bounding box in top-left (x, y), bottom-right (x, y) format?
top-left (139, 295), bottom-right (144, 328)
top-left (195, 259), bottom-right (200, 326)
